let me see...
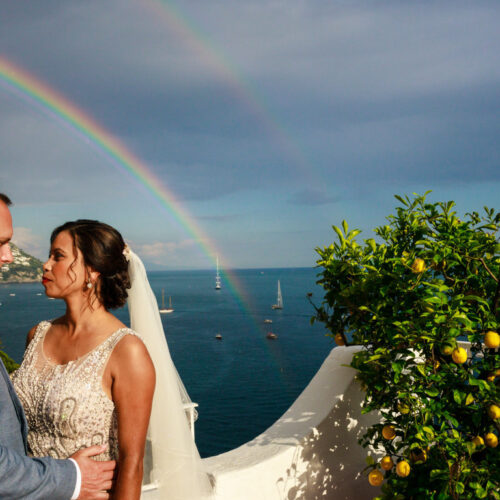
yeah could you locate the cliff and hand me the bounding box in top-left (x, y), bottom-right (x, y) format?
top-left (0, 244), bottom-right (43, 283)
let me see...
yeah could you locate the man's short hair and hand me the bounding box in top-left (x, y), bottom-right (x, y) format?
top-left (0, 193), bottom-right (12, 206)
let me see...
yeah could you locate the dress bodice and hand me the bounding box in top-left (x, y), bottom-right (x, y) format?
top-left (11, 321), bottom-right (140, 461)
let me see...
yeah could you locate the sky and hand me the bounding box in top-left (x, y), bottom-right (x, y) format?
top-left (0, 0), bottom-right (499, 270)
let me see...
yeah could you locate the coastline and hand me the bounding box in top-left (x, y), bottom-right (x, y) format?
top-left (0, 278), bottom-right (41, 284)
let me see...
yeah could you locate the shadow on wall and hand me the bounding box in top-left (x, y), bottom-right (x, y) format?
top-left (277, 378), bottom-right (381, 500)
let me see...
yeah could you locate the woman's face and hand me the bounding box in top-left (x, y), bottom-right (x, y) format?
top-left (42, 231), bottom-right (87, 299)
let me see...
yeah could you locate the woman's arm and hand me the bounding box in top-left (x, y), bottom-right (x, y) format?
top-left (108, 335), bottom-right (155, 500)
top-left (25, 324), bottom-right (38, 349)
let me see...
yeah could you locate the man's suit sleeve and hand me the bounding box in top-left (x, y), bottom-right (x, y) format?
top-left (0, 444), bottom-right (77, 500)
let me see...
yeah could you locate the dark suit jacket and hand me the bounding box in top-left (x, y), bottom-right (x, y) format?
top-left (0, 358), bottom-right (76, 499)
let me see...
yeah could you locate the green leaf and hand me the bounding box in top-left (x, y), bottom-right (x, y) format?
top-left (394, 194), bottom-right (408, 206)
top-left (422, 426), bottom-right (435, 438)
top-left (465, 393), bottom-right (474, 406)
top-left (416, 364), bottom-right (427, 377)
top-left (425, 387), bottom-right (439, 397)
top-left (430, 469), bottom-right (448, 480)
top-left (332, 225), bottom-right (345, 245)
top-left (366, 239), bottom-right (377, 253)
top-left (477, 488), bottom-right (488, 499)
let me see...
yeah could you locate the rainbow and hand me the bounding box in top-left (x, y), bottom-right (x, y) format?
top-left (0, 55), bottom-right (258, 315)
top-left (144, 0), bottom-right (311, 177)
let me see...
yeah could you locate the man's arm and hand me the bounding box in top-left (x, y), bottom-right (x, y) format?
top-left (0, 444), bottom-right (115, 500)
top-left (0, 444), bottom-right (76, 500)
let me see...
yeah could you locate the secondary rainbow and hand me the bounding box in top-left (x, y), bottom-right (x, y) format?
top-left (144, 0), bottom-right (312, 178)
top-left (0, 55), bottom-right (257, 313)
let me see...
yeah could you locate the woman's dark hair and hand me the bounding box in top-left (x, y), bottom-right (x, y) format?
top-left (51, 220), bottom-right (130, 309)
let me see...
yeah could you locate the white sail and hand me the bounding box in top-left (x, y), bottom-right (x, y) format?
top-left (271, 280), bottom-right (283, 309)
top-left (159, 288), bottom-right (174, 314)
top-left (215, 256), bottom-right (221, 290)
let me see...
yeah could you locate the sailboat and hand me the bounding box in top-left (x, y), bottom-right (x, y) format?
top-left (215, 256), bottom-right (221, 290)
top-left (159, 289), bottom-right (174, 314)
top-left (271, 280), bottom-right (283, 310)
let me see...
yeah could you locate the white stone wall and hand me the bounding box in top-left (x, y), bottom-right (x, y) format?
top-left (202, 345), bottom-right (380, 500)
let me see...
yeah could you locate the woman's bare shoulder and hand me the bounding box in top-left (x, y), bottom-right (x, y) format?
top-left (110, 331), bottom-right (155, 373)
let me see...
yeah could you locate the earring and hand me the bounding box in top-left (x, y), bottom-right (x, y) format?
top-left (86, 280), bottom-right (93, 289)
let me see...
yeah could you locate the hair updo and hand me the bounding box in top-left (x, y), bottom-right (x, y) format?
top-left (50, 219), bottom-right (131, 309)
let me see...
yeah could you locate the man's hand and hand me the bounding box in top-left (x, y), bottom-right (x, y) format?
top-left (70, 445), bottom-right (116, 500)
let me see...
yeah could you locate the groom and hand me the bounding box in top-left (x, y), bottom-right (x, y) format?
top-left (0, 193), bottom-right (115, 499)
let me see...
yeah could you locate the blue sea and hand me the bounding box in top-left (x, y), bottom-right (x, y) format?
top-left (0, 268), bottom-right (333, 458)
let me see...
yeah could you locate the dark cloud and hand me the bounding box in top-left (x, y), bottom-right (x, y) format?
top-left (1, 0), bottom-right (499, 204)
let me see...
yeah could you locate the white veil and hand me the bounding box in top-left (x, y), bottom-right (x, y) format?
top-left (125, 248), bottom-right (214, 499)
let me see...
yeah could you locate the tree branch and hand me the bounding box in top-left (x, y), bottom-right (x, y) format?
top-left (478, 257), bottom-right (499, 282)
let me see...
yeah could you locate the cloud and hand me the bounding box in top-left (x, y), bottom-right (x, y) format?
top-left (288, 189), bottom-right (340, 206)
top-left (134, 239), bottom-right (207, 268)
top-left (12, 227), bottom-right (45, 259)
top-left (1, 0), bottom-right (499, 197)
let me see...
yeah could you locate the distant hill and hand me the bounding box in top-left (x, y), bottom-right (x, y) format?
top-left (0, 244), bottom-right (43, 283)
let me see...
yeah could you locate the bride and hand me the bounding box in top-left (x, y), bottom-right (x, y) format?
top-left (12, 220), bottom-right (213, 499)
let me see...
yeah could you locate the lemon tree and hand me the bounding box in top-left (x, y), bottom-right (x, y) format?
top-left (0, 341), bottom-right (19, 373)
top-left (311, 193), bottom-right (499, 499)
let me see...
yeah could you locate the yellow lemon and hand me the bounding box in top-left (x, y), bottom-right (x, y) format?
top-left (472, 436), bottom-right (484, 447)
top-left (484, 331), bottom-right (500, 349)
top-left (411, 258), bottom-right (426, 273)
top-left (485, 433), bottom-right (498, 448)
top-left (334, 333), bottom-right (346, 346)
top-left (441, 343), bottom-right (455, 356)
top-left (382, 425), bottom-right (396, 440)
top-left (368, 469), bottom-right (384, 486)
top-left (397, 402), bottom-right (410, 414)
top-left (434, 360), bottom-right (440, 370)
top-left (396, 460), bottom-right (411, 478)
top-left (487, 373), bottom-right (496, 382)
top-left (380, 456), bottom-right (394, 471)
top-left (452, 347), bottom-right (467, 364)
top-left (487, 404), bottom-right (500, 420)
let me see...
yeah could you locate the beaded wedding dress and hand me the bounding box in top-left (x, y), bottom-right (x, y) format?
top-left (11, 321), bottom-right (139, 461)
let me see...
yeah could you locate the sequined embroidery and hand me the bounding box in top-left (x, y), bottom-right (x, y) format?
top-left (11, 321), bottom-right (142, 461)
